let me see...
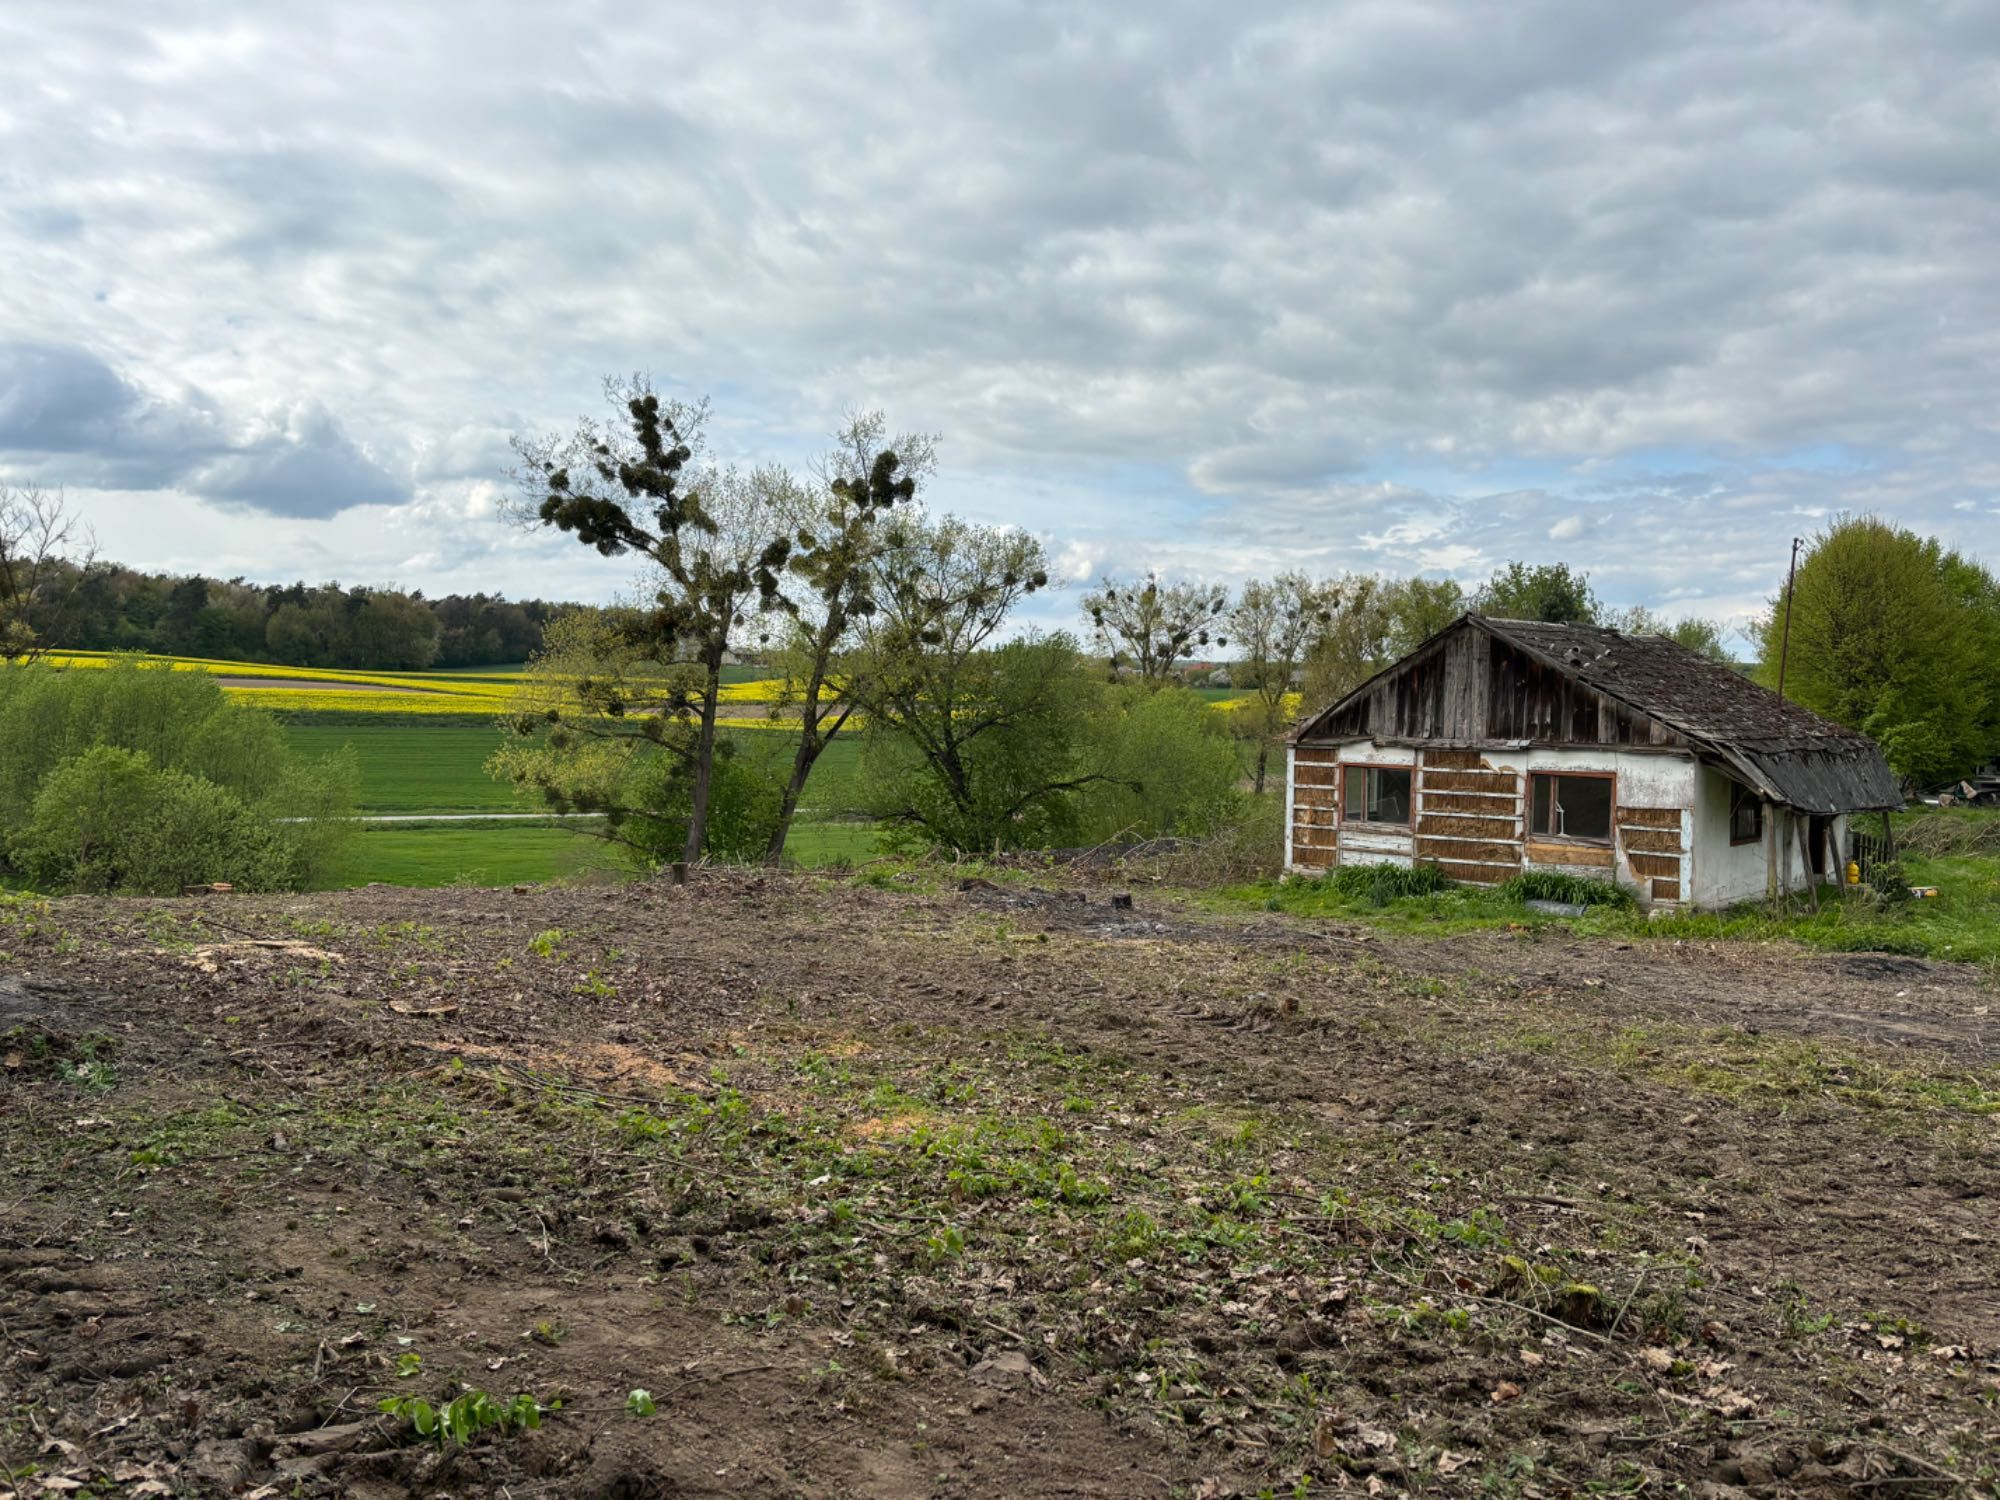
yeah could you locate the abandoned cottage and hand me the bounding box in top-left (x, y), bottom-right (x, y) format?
top-left (1285, 615), bottom-right (1902, 908)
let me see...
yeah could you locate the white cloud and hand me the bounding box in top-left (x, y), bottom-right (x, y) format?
top-left (1548, 515), bottom-right (1585, 541)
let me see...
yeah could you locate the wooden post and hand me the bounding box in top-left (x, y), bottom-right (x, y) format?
top-left (1797, 819), bottom-right (1820, 914)
top-left (1776, 536), bottom-right (1802, 701)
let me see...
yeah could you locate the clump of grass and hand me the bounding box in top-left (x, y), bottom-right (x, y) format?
top-left (1328, 862), bottom-right (1452, 905)
top-left (1496, 872), bottom-right (1633, 908)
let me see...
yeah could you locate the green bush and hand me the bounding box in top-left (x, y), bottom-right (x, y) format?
top-left (1498, 871), bottom-right (1634, 908)
top-left (615, 739), bottom-right (784, 867)
top-left (0, 661), bottom-right (357, 893)
top-left (11, 746), bottom-right (296, 894)
top-left (863, 637), bottom-right (1093, 855)
top-left (1074, 684), bottom-right (1245, 844)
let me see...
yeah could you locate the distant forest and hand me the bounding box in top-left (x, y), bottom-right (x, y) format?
top-left (46, 559), bottom-right (573, 670)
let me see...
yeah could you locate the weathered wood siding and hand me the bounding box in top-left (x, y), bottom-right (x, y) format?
top-left (1311, 628), bottom-right (1695, 751)
top-left (1413, 747), bottom-right (1520, 884)
top-left (1289, 746), bottom-right (1339, 870)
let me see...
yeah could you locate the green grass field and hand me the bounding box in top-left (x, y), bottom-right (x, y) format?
top-left (338, 822), bottom-right (620, 887)
top-left (285, 718), bottom-right (879, 888)
top-left (286, 722), bottom-right (535, 813)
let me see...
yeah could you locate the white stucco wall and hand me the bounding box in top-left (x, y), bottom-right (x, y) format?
top-left (1692, 763), bottom-right (1770, 906)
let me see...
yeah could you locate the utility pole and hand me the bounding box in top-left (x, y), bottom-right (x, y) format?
top-left (1775, 536), bottom-right (1803, 701)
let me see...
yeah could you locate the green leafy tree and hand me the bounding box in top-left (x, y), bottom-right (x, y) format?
top-left (513, 380), bottom-right (793, 863)
top-left (1228, 574), bottom-right (1335, 793)
top-left (1074, 684), bottom-right (1243, 842)
top-left (1759, 516), bottom-right (1999, 784)
top-left (1606, 605), bottom-right (1732, 662)
top-left (1476, 561), bottom-right (1600, 623)
top-left (849, 517), bottom-right (1120, 851)
top-left (0, 657), bottom-right (355, 890)
top-left (1080, 573), bottom-right (1228, 685)
top-left (1380, 575), bottom-right (1468, 655)
top-left (1300, 575), bottom-right (1396, 710)
top-left (0, 661), bottom-right (356, 894)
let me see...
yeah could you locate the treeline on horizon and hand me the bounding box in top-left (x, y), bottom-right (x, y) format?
top-left (27, 559), bottom-right (570, 670)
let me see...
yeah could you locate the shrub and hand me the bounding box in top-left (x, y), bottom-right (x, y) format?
top-left (615, 740), bottom-right (784, 866)
top-left (9, 745), bottom-right (300, 894)
top-left (0, 661), bottom-right (357, 893)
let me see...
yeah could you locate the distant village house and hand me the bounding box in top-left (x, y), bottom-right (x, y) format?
top-left (1286, 616), bottom-right (1901, 908)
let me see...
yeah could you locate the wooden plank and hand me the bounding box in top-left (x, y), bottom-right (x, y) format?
top-left (1342, 829), bottom-right (1415, 855)
top-left (1618, 827), bottom-right (1681, 854)
top-left (1434, 859), bottom-right (1510, 885)
top-left (1525, 840), bottom-right (1614, 868)
top-left (1418, 790), bottom-right (1520, 814)
top-left (1294, 748), bottom-right (1341, 765)
top-left (1422, 770), bottom-right (1518, 794)
top-left (1414, 836), bottom-right (1521, 864)
top-left (1627, 851), bottom-right (1680, 879)
top-left (1618, 806), bottom-right (1680, 830)
top-left (1419, 812), bottom-right (1521, 839)
top-left (1421, 748), bottom-right (1488, 771)
top-left (1650, 877), bottom-right (1681, 901)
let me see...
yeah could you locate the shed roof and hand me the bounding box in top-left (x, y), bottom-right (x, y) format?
top-left (1301, 615), bottom-right (1902, 814)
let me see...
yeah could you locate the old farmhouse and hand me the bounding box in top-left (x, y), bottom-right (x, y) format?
top-left (1285, 615), bottom-right (1902, 908)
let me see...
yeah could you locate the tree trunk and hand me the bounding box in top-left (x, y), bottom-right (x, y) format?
top-left (682, 673), bottom-right (722, 867)
top-left (1253, 742), bottom-right (1269, 796)
top-left (766, 710), bottom-right (819, 866)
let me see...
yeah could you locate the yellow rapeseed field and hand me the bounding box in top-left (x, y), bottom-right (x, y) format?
top-left (39, 651), bottom-right (794, 722)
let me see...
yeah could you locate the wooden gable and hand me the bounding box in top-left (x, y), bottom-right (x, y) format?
top-left (1300, 619), bottom-right (1693, 750)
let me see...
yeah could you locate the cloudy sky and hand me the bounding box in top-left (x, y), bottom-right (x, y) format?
top-left (3, 1), bottom-right (1996, 641)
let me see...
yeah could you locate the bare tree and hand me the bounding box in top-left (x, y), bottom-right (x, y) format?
top-left (0, 483), bottom-right (97, 662)
top-left (1229, 573), bottom-right (1336, 793)
top-left (1080, 573), bottom-right (1228, 685)
top-left (761, 412), bottom-right (931, 863)
top-left (512, 379), bottom-right (794, 864)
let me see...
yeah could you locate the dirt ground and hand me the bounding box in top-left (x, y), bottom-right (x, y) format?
top-left (2, 870), bottom-right (1996, 1499)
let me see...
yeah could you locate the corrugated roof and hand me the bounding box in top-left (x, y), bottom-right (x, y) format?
top-left (1474, 617), bottom-right (1902, 813)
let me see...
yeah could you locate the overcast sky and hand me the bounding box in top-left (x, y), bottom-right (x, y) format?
top-left (3, 1), bottom-right (1996, 643)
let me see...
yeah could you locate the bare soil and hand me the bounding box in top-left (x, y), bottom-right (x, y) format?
top-left (2, 871), bottom-right (1996, 1498)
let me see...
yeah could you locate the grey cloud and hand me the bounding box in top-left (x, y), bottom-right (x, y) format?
top-left (0, 0), bottom-right (1995, 601)
top-left (188, 402), bottom-right (407, 519)
top-left (0, 342), bottom-right (138, 452)
top-left (0, 341), bottom-right (406, 517)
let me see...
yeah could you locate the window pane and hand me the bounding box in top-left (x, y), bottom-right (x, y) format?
top-left (1551, 775), bottom-right (1611, 840)
top-left (1730, 785), bottom-right (1761, 842)
top-left (1368, 767), bottom-right (1411, 823)
top-left (1531, 775), bottom-right (1553, 835)
top-left (1343, 767), bottom-right (1364, 820)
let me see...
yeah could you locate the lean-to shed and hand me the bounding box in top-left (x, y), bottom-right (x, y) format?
top-left (1286, 615), bottom-right (1902, 907)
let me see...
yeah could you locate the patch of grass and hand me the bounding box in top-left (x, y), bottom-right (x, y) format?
top-left (332, 825), bottom-right (622, 889)
top-left (1496, 871), bottom-right (1633, 908)
top-left (1212, 837), bottom-right (2000, 970)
